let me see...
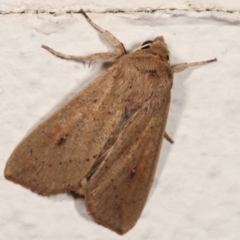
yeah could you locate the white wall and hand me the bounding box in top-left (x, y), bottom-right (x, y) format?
top-left (1, 1), bottom-right (240, 240)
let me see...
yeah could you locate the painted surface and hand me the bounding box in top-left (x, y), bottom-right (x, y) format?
top-left (1, 1), bottom-right (240, 239)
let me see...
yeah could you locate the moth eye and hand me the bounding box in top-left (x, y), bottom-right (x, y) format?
top-left (166, 55), bottom-right (169, 61)
top-left (141, 40), bottom-right (153, 49)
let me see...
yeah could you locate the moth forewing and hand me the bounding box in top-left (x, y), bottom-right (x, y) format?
top-left (4, 67), bottom-right (127, 195)
top-left (83, 93), bottom-right (171, 234)
top-left (4, 9), bottom-right (217, 235)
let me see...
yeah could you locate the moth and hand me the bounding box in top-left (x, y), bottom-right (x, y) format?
top-left (4, 10), bottom-right (216, 235)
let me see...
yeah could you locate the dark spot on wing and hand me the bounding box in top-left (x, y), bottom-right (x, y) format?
top-left (57, 134), bottom-right (68, 146)
top-left (147, 69), bottom-right (158, 78)
top-left (123, 106), bottom-right (131, 120)
top-left (130, 168), bottom-right (136, 179)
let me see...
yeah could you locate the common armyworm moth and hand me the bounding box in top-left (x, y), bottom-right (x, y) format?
top-left (4, 10), bottom-right (217, 235)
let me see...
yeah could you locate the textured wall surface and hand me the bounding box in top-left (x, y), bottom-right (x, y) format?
top-left (1, 1), bottom-right (240, 240)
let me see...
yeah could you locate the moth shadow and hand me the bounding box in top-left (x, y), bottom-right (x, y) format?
top-left (48, 192), bottom-right (92, 222)
top-left (67, 192), bottom-right (94, 222)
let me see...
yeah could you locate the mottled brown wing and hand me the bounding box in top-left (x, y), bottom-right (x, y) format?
top-left (82, 95), bottom-right (170, 234)
top-left (5, 49), bottom-right (172, 233)
top-left (4, 63), bottom-right (127, 195)
top-left (80, 51), bottom-right (172, 234)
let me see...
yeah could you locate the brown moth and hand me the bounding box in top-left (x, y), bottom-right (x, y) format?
top-left (4, 10), bottom-right (216, 235)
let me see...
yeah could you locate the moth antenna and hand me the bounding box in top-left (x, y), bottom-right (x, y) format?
top-left (132, 43), bottom-right (151, 52)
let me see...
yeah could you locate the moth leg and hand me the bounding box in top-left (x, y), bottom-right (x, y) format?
top-left (171, 58), bottom-right (217, 73)
top-left (41, 45), bottom-right (124, 62)
top-left (41, 10), bottom-right (126, 63)
top-left (80, 10), bottom-right (125, 53)
top-left (164, 132), bottom-right (174, 144)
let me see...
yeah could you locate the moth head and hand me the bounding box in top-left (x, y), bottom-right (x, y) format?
top-left (142, 36), bottom-right (170, 62)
